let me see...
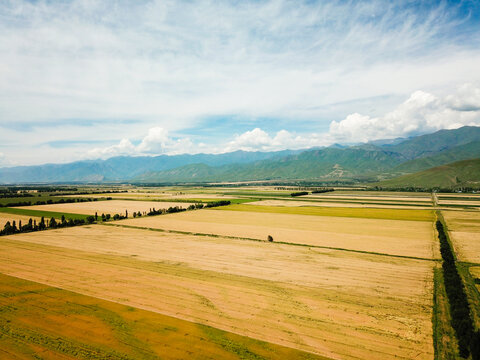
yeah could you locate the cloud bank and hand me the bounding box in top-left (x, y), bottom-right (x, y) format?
top-left (0, 1), bottom-right (479, 164)
top-left (86, 84), bottom-right (480, 158)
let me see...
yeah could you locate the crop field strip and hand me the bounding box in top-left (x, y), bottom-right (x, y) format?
top-left (211, 203), bottom-right (435, 221)
top-left (248, 199), bottom-right (434, 210)
top-left (441, 210), bottom-right (480, 264)
top-left (0, 273), bottom-right (322, 360)
top-left (118, 209), bottom-right (437, 259)
top-left (0, 226), bottom-right (435, 360)
top-left (0, 213), bottom-right (41, 228)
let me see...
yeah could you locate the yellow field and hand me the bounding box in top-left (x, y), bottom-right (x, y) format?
top-left (18, 200), bottom-right (194, 216)
top-left (438, 199), bottom-right (480, 206)
top-left (305, 194), bottom-right (433, 202)
top-left (0, 273), bottom-right (319, 360)
top-left (0, 213), bottom-right (41, 229)
top-left (65, 192), bottom-right (237, 200)
top-left (0, 225), bottom-right (434, 360)
top-left (217, 203), bottom-right (435, 221)
top-left (249, 199), bottom-right (434, 210)
top-left (120, 208), bottom-right (436, 259)
top-left (442, 210), bottom-right (480, 264)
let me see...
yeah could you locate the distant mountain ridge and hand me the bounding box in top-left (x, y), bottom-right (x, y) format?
top-left (376, 158), bottom-right (480, 188)
top-left (1, 126), bottom-right (480, 185)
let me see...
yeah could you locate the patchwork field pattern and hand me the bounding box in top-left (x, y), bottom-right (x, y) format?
top-left (249, 199), bottom-right (434, 210)
top-left (0, 225), bottom-right (434, 360)
top-left (120, 209), bottom-right (436, 259)
top-left (0, 273), bottom-right (320, 360)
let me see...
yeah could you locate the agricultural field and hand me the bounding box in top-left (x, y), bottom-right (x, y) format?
top-left (65, 192), bottom-right (238, 201)
top-left (249, 199), bottom-right (434, 210)
top-left (19, 200), bottom-right (194, 216)
top-left (0, 224), bottom-right (434, 360)
top-left (2, 186), bottom-right (471, 359)
top-left (0, 213), bottom-right (41, 228)
top-left (0, 273), bottom-right (316, 360)
top-left (120, 207), bottom-right (436, 259)
top-left (442, 210), bottom-right (480, 264)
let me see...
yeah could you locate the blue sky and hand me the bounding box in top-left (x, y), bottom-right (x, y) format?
top-left (0, 0), bottom-right (480, 165)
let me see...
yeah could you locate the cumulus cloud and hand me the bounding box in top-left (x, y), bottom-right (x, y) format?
top-left (87, 127), bottom-right (202, 159)
top-left (85, 84), bottom-right (480, 159)
top-left (329, 84), bottom-right (480, 143)
top-left (223, 128), bottom-right (325, 152)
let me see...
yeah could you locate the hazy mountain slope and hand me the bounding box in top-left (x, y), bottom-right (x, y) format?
top-left (376, 159), bottom-right (480, 188)
top-left (135, 147), bottom-right (403, 183)
top-left (381, 126), bottom-right (480, 159)
top-left (2, 126), bottom-right (480, 184)
top-left (388, 141), bottom-right (480, 174)
top-left (0, 150), bottom-right (299, 183)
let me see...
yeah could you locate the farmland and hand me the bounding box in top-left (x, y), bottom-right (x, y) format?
top-left (119, 208), bottom-right (436, 258)
top-left (0, 224), bottom-right (434, 360)
top-left (0, 185), bottom-right (471, 359)
top-left (22, 200), bottom-right (194, 216)
top-left (442, 210), bottom-right (480, 264)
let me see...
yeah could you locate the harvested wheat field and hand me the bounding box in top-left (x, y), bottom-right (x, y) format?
top-left (120, 208), bottom-right (436, 259)
top-left (442, 210), bottom-right (480, 264)
top-left (0, 213), bottom-right (41, 229)
top-left (305, 194), bottom-right (433, 203)
top-left (18, 200), bottom-right (194, 216)
top-left (249, 199), bottom-right (433, 210)
top-left (0, 225), bottom-right (434, 360)
top-left (438, 199), bottom-right (480, 207)
top-left (0, 273), bottom-right (319, 360)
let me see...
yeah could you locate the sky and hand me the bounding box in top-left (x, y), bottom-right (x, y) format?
top-left (1, 0), bottom-right (480, 166)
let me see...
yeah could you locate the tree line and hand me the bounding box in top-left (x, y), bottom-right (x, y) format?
top-left (1, 215), bottom-right (92, 236)
top-left (436, 220), bottom-right (479, 359)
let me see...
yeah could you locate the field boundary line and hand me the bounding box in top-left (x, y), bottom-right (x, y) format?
top-left (101, 222), bottom-right (439, 262)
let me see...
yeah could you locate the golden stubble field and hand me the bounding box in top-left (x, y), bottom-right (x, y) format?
top-left (0, 224), bottom-right (434, 360)
top-left (0, 213), bottom-right (41, 229)
top-left (18, 200), bottom-right (194, 216)
top-left (442, 210), bottom-right (480, 264)
top-left (120, 208), bottom-right (437, 259)
top-left (249, 199), bottom-right (434, 210)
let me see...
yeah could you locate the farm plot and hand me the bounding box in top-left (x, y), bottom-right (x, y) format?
top-left (0, 273), bottom-right (317, 360)
top-left (442, 210), bottom-right (480, 264)
top-left (0, 213), bottom-right (41, 229)
top-left (305, 194), bottom-right (433, 203)
top-left (0, 226), bottom-right (434, 360)
top-left (120, 208), bottom-right (436, 259)
top-left (249, 199), bottom-right (434, 210)
top-left (18, 200), bottom-right (194, 216)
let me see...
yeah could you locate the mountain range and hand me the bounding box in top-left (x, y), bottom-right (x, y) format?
top-left (1, 126), bottom-right (480, 187)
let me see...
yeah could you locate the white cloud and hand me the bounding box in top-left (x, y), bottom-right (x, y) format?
top-left (223, 128), bottom-right (326, 152)
top-left (329, 84), bottom-right (480, 143)
top-left (87, 138), bottom-right (136, 158)
top-left (1, 1), bottom-right (480, 165)
top-left (87, 126), bottom-right (203, 159)
top-left (72, 83), bottom-right (480, 159)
